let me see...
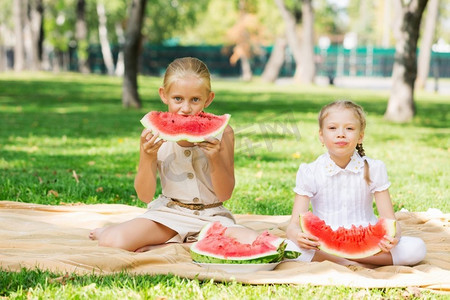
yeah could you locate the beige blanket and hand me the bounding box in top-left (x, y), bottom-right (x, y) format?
top-left (0, 201), bottom-right (449, 291)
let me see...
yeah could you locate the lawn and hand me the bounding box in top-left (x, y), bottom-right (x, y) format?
top-left (0, 72), bottom-right (448, 299)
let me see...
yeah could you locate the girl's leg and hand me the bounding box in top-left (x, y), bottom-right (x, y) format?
top-left (224, 226), bottom-right (260, 244)
top-left (312, 250), bottom-right (376, 268)
top-left (330, 236), bottom-right (426, 267)
top-left (90, 218), bottom-right (177, 252)
top-left (388, 236), bottom-right (426, 266)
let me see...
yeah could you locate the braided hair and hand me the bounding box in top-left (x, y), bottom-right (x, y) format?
top-left (319, 100), bottom-right (371, 185)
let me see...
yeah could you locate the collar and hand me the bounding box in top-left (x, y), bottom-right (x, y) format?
top-left (324, 151), bottom-right (365, 176)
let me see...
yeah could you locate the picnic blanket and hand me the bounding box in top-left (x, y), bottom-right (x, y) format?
top-left (0, 200), bottom-right (449, 291)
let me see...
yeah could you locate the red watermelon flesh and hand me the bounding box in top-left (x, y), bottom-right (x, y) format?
top-left (190, 222), bottom-right (287, 264)
top-left (300, 212), bottom-right (396, 259)
top-left (140, 111), bottom-right (230, 142)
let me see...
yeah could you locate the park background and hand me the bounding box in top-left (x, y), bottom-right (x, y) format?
top-left (1, 0), bottom-right (449, 299)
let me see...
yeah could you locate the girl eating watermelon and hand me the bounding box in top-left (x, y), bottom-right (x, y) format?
top-left (89, 57), bottom-right (258, 251)
top-left (286, 100), bottom-right (426, 268)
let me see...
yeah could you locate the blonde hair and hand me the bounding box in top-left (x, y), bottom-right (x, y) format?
top-left (163, 57), bottom-right (212, 93)
top-left (318, 100), bottom-right (371, 185)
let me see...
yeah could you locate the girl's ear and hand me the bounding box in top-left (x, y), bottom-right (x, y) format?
top-left (318, 129), bottom-right (324, 145)
top-left (204, 91), bottom-right (215, 109)
top-left (159, 87), bottom-right (168, 105)
top-left (358, 131), bottom-right (365, 144)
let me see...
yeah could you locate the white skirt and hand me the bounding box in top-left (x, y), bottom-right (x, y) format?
top-left (135, 195), bottom-right (236, 243)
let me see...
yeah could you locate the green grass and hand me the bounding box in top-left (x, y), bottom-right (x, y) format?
top-left (0, 72), bottom-right (449, 298)
top-left (1, 269), bottom-right (447, 299)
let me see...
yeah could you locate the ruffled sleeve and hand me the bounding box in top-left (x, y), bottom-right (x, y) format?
top-left (293, 163), bottom-right (316, 197)
top-left (368, 159), bottom-right (391, 193)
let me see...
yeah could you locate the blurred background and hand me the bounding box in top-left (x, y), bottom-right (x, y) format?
top-left (1, 1), bottom-right (448, 77)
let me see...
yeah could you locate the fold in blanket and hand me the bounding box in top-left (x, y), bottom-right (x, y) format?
top-left (0, 201), bottom-right (449, 291)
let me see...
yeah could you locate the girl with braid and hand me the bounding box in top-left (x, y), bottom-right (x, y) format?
top-left (286, 100), bottom-right (426, 267)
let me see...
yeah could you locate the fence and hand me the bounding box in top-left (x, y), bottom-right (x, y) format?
top-left (67, 44), bottom-right (450, 79)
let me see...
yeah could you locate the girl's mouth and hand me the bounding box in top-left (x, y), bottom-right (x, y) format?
top-left (335, 142), bottom-right (348, 146)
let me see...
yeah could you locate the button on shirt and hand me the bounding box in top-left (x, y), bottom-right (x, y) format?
top-left (293, 151), bottom-right (391, 230)
top-left (157, 141), bottom-right (216, 205)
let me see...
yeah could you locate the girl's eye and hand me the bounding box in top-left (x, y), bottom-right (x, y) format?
top-left (347, 127), bottom-right (354, 130)
top-left (192, 98), bottom-right (200, 103)
top-left (328, 126), bottom-right (336, 130)
top-left (174, 97), bottom-right (182, 101)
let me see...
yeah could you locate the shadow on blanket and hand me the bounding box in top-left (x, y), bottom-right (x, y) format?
top-left (0, 201), bottom-right (448, 291)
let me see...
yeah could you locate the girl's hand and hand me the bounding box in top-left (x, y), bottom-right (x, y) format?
top-left (140, 129), bottom-right (164, 158)
top-left (288, 227), bottom-right (320, 250)
top-left (195, 136), bottom-right (221, 159)
top-left (378, 235), bottom-right (399, 252)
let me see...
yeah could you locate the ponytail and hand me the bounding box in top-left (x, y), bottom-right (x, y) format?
top-left (356, 143), bottom-right (371, 185)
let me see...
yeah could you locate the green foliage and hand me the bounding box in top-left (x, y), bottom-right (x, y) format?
top-left (314, 0), bottom-right (347, 36)
top-left (44, 0), bottom-right (77, 51)
top-left (0, 0), bottom-right (13, 30)
top-left (144, 0), bottom-right (210, 44)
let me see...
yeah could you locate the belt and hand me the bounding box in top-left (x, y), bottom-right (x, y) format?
top-left (166, 198), bottom-right (222, 210)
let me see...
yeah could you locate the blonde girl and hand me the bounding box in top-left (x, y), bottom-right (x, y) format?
top-left (286, 100), bottom-right (426, 267)
top-left (90, 57), bottom-right (257, 251)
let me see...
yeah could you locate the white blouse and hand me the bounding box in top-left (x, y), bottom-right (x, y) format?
top-left (293, 151), bottom-right (391, 230)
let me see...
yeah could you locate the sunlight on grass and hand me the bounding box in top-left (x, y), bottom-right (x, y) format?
top-left (1, 72), bottom-right (449, 298)
top-left (1, 72), bottom-right (448, 212)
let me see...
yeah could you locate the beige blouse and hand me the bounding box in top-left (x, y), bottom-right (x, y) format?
top-left (136, 138), bottom-right (236, 243)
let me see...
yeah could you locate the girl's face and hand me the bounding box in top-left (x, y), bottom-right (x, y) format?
top-left (159, 75), bottom-right (214, 115)
top-left (319, 108), bottom-right (364, 166)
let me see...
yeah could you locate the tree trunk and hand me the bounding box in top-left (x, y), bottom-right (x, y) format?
top-left (13, 0), bottom-right (25, 71)
top-left (238, 0), bottom-right (252, 82)
top-left (76, 0), bottom-right (90, 73)
top-left (97, 3), bottom-right (115, 75)
top-left (261, 37), bottom-right (286, 82)
top-left (299, 0), bottom-right (315, 84)
top-left (274, 0), bottom-right (302, 83)
top-left (240, 55), bottom-right (252, 81)
top-left (385, 0), bottom-right (428, 123)
top-left (115, 22), bottom-right (125, 77)
top-left (415, 0), bottom-right (439, 90)
top-left (122, 0), bottom-right (147, 108)
top-left (0, 45), bottom-right (5, 71)
top-left (381, 0), bottom-right (392, 48)
top-left (27, 0), bottom-right (44, 71)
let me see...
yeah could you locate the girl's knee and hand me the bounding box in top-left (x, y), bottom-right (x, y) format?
top-left (392, 237), bottom-right (427, 266)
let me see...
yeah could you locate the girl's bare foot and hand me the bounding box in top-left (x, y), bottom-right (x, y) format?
top-left (89, 228), bottom-right (104, 240)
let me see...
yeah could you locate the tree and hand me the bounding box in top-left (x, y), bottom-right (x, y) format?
top-left (13, 0), bottom-right (25, 71)
top-left (299, 0), bottom-right (315, 83)
top-left (274, 0), bottom-right (315, 84)
top-left (96, 2), bottom-right (115, 75)
top-left (227, 0), bottom-right (266, 81)
top-left (384, 0), bottom-right (428, 123)
top-left (26, 0), bottom-right (44, 71)
top-left (415, 0), bottom-right (439, 90)
top-left (75, 0), bottom-right (90, 73)
top-left (261, 37), bottom-right (286, 82)
top-left (274, 0), bottom-right (302, 82)
top-left (121, 0), bottom-right (147, 108)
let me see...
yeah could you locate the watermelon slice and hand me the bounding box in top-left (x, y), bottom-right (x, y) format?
top-left (140, 111), bottom-right (231, 142)
top-left (190, 222), bottom-right (299, 264)
top-left (300, 212), bottom-right (396, 259)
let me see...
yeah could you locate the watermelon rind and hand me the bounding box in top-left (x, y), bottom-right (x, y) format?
top-left (299, 212), bottom-right (396, 259)
top-left (140, 111), bottom-right (231, 143)
top-left (190, 222), bottom-right (291, 264)
top-left (190, 238), bottom-right (287, 264)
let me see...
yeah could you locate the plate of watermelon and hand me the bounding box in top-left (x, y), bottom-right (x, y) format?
top-left (190, 222), bottom-right (292, 273)
top-left (195, 262), bottom-right (280, 274)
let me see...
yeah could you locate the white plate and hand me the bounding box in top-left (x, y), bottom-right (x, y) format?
top-left (195, 262), bottom-right (280, 273)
